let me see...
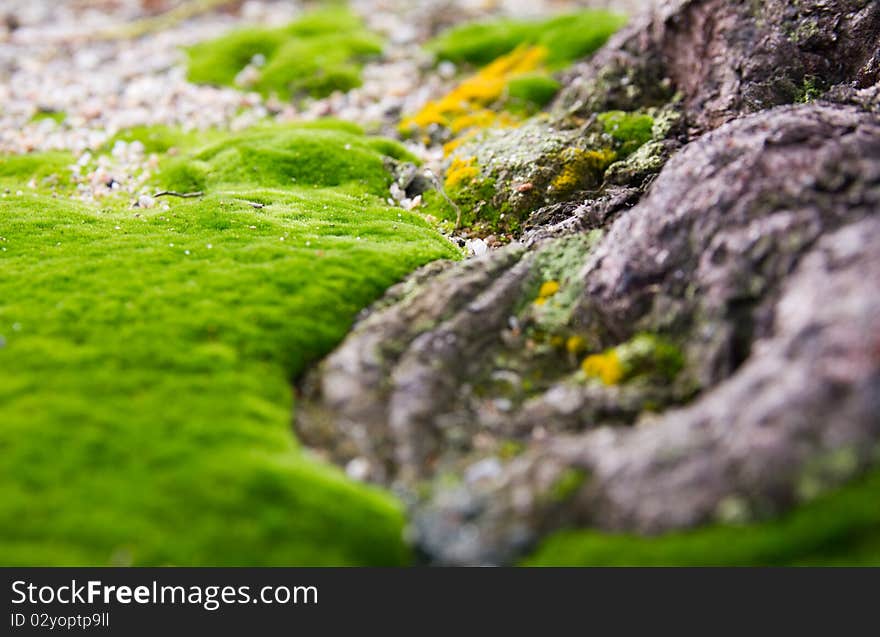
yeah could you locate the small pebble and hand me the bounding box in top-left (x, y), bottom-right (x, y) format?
top-left (345, 457), bottom-right (371, 481)
top-left (465, 238), bottom-right (488, 257)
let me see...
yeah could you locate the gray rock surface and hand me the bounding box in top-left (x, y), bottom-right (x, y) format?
top-left (296, 0), bottom-right (880, 564)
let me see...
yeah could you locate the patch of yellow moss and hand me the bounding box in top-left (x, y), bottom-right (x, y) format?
top-left (581, 350), bottom-right (624, 385)
top-left (444, 156), bottom-right (480, 189)
top-left (550, 147), bottom-right (617, 193)
top-left (402, 45), bottom-right (548, 134)
top-left (534, 279), bottom-right (561, 306)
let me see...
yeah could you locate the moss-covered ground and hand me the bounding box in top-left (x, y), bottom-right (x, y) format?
top-left (0, 121), bottom-right (458, 565)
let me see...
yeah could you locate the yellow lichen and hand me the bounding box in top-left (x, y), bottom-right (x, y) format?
top-left (550, 148), bottom-right (617, 193)
top-left (538, 280), bottom-right (560, 297)
top-left (533, 279), bottom-right (561, 305)
top-left (449, 109), bottom-right (499, 133)
top-left (401, 45), bottom-right (548, 133)
top-left (444, 156), bottom-right (480, 189)
top-left (442, 137), bottom-right (467, 156)
top-left (565, 335), bottom-right (586, 355)
top-left (581, 350), bottom-right (623, 385)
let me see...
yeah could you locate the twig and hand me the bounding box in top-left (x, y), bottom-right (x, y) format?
top-left (95, 0), bottom-right (234, 41)
top-left (153, 190), bottom-right (204, 199)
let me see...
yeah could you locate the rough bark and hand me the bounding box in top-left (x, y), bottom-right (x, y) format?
top-left (556, 0), bottom-right (880, 130)
top-left (295, 0), bottom-right (880, 564)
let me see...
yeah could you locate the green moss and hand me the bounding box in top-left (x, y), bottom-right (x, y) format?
top-left (598, 111), bottom-right (654, 156)
top-left (444, 174), bottom-right (501, 229)
top-left (187, 29), bottom-right (283, 86)
top-left (537, 12), bottom-right (628, 67)
top-left (428, 20), bottom-right (534, 66)
top-left (152, 121), bottom-right (414, 195)
top-left (106, 125), bottom-right (222, 154)
top-left (506, 74), bottom-right (562, 112)
top-left (617, 334), bottom-right (684, 383)
top-left (427, 10), bottom-right (626, 68)
top-left (525, 470), bottom-right (880, 566)
top-left (155, 157), bottom-right (209, 193)
top-left (30, 110), bottom-right (66, 125)
top-left (0, 122), bottom-right (459, 565)
top-left (186, 7), bottom-right (383, 99)
top-left (0, 151), bottom-right (76, 193)
top-left (157, 123), bottom-right (414, 196)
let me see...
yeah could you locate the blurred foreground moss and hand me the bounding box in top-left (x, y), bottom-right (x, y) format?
top-left (525, 470), bottom-right (880, 566)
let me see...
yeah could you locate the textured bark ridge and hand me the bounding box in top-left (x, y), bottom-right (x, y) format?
top-left (556, 0), bottom-right (880, 129)
top-left (296, 0), bottom-right (880, 564)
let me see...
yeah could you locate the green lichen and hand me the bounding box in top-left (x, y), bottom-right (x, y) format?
top-left (0, 122), bottom-right (459, 565)
top-left (789, 16), bottom-right (820, 44)
top-left (795, 76), bottom-right (823, 103)
top-left (186, 7), bottom-right (383, 99)
top-left (582, 333), bottom-right (684, 386)
top-left (546, 468), bottom-right (588, 503)
top-left (604, 140), bottom-right (667, 186)
top-left (437, 116), bottom-right (621, 230)
top-left (427, 10), bottom-right (627, 68)
top-left (525, 470), bottom-right (880, 566)
top-left (549, 147), bottom-right (616, 194)
top-left (521, 232), bottom-right (601, 326)
top-left (798, 447), bottom-right (861, 501)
